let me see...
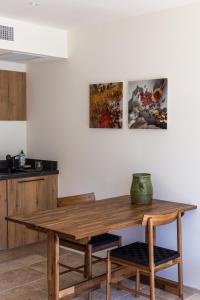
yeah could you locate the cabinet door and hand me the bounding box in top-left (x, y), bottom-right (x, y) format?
top-left (0, 180), bottom-right (7, 250)
top-left (0, 70), bottom-right (9, 120)
top-left (0, 70), bottom-right (26, 120)
top-left (8, 175), bottom-right (58, 248)
top-left (8, 71), bottom-right (26, 120)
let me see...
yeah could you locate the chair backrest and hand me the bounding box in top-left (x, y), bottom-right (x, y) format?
top-left (142, 211), bottom-right (179, 226)
top-left (58, 192), bottom-right (95, 207)
top-left (142, 211), bottom-right (182, 270)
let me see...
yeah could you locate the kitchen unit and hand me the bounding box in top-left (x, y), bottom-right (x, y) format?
top-left (0, 159), bottom-right (58, 250)
top-left (0, 180), bottom-right (7, 250)
top-left (0, 66), bottom-right (58, 250)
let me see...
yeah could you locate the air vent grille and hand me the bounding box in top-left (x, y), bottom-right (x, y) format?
top-left (0, 25), bottom-right (14, 41)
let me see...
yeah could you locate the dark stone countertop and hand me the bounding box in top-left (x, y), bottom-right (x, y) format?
top-left (0, 158), bottom-right (59, 180)
top-left (0, 169), bottom-right (59, 180)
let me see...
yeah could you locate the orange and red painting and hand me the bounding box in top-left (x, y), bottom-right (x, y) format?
top-left (90, 82), bottom-right (123, 128)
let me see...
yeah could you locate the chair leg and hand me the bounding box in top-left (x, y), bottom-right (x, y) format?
top-left (85, 245), bottom-right (93, 300)
top-left (106, 252), bottom-right (111, 300)
top-left (150, 271), bottom-right (155, 300)
top-left (178, 261), bottom-right (183, 300)
top-left (84, 252), bottom-right (88, 278)
top-left (135, 269), bottom-right (140, 298)
top-left (88, 245), bottom-right (92, 279)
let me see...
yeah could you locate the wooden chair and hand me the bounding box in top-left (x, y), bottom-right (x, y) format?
top-left (106, 211), bottom-right (183, 300)
top-left (57, 193), bottom-right (122, 280)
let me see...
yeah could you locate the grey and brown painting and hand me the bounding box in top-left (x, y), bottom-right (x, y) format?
top-left (128, 78), bottom-right (168, 129)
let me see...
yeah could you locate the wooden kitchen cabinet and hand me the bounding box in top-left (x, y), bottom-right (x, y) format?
top-left (7, 175), bottom-right (58, 248)
top-left (0, 71), bottom-right (9, 120)
top-left (0, 70), bottom-right (26, 120)
top-left (0, 180), bottom-right (7, 250)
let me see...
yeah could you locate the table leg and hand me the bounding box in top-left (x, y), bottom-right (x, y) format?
top-left (48, 232), bottom-right (59, 300)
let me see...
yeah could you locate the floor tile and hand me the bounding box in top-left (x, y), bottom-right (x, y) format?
top-left (0, 259), bottom-right (24, 274)
top-left (60, 272), bottom-right (85, 290)
top-left (141, 284), bottom-right (200, 300)
top-left (30, 260), bottom-right (66, 275)
top-left (120, 295), bottom-right (146, 300)
top-left (0, 255), bottom-right (45, 274)
top-left (0, 267), bottom-right (44, 293)
top-left (187, 295), bottom-right (200, 300)
top-left (31, 270), bottom-right (84, 293)
top-left (141, 285), bottom-right (177, 299)
top-left (0, 285), bottom-right (47, 300)
top-left (121, 278), bottom-right (146, 290)
top-left (30, 278), bottom-right (48, 292)
top-left (0, 246), bottom-right (200, 300)
top-left (59, 252), bottom-right (84, 268)
top-left (184, 286), bottom-right (200, 299)
top-left (29, 261), bottom-right (48, 274)
top-left (92, 261), bottom-right (107, 277)
top-left (96, 287), bottom-right (128, 299)
top-left (16, 254), bottom-right (46, 266)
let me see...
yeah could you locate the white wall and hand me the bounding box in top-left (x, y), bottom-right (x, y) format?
top-left (0, 16), bottom-right (67, 58)
top-left (0, 61), bottom-right (26, 159)
top-left (27, 3), bottom-right (200, 288)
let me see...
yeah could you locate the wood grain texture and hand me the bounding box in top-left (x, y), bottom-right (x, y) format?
top-left (8, 71), bottom-right (26, 120)
top-left (142, 211), bottom-right (178, 226)
top-left (0, 70), bottom-right (26, 120)
top-left (7, 175), bottom-right (58, 248)
top-left (0, 70), bottom-right (9, 119)
top-left (0, 180), bottom-right (7, 250)
top-left (58, 192), bottom-right (95, 207)
top-left (48, 232), bottom-right (59, 300)
top-left (108, 212), bottom-right (185, 300)
top-left (7, 196), bottom-right (197, 241)
top-left (58, 192), bottom-right (121, 285)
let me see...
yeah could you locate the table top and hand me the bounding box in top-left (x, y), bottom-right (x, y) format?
top-left (7, 195), bottom-right (197, 240)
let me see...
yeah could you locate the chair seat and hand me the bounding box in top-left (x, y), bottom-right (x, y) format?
top-left (89, 233), bottom-right (120, 248)
top-left (110, 242), bottom-right (179, 266)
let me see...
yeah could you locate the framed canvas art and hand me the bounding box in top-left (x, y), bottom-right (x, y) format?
top-left (128, 78), bottom-right (168, 129)
top-left (90, 82), bottom-right (123, 128)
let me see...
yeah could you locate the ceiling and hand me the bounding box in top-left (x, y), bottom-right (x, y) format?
top-left (0, 0), bottom-right (199, 29)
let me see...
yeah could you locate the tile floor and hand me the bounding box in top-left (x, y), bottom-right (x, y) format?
top-left (0, 245), bottom-right (199, 300)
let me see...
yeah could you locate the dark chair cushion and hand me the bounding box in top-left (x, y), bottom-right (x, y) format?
top-left (110, 242), bottom-right (179, 266)
top-left (89, 233), bottom-right (120, 249)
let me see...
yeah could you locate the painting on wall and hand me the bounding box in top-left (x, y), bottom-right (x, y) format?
top-left (90, 82), bottom-right (123, 128)
top-left (128, 78), bottom-right (168, 129)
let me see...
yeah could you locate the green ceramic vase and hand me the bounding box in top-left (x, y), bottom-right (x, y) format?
top-left (130, 173), bottom-right (153, 205)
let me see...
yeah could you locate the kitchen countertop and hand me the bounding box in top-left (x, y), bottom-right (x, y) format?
top-left (0, 158), bottom-right (59, 180)
top-left (0, 169), bottom-right (59, 180)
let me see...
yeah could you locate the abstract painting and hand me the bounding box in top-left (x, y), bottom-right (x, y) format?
top-left (90, 82), bottom-right (123, 128)
top-left (128, 78), bottom-right (168, 129)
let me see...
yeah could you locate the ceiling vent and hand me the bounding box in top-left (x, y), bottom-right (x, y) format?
top-left (0, 25), bottom-right (14, 41)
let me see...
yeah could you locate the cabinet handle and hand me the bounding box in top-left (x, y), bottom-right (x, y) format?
top-left (18, 178), bottom-right (45, 183)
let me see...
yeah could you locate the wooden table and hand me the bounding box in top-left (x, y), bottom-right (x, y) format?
top-left (7, 195), bottom-right (197, 300)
